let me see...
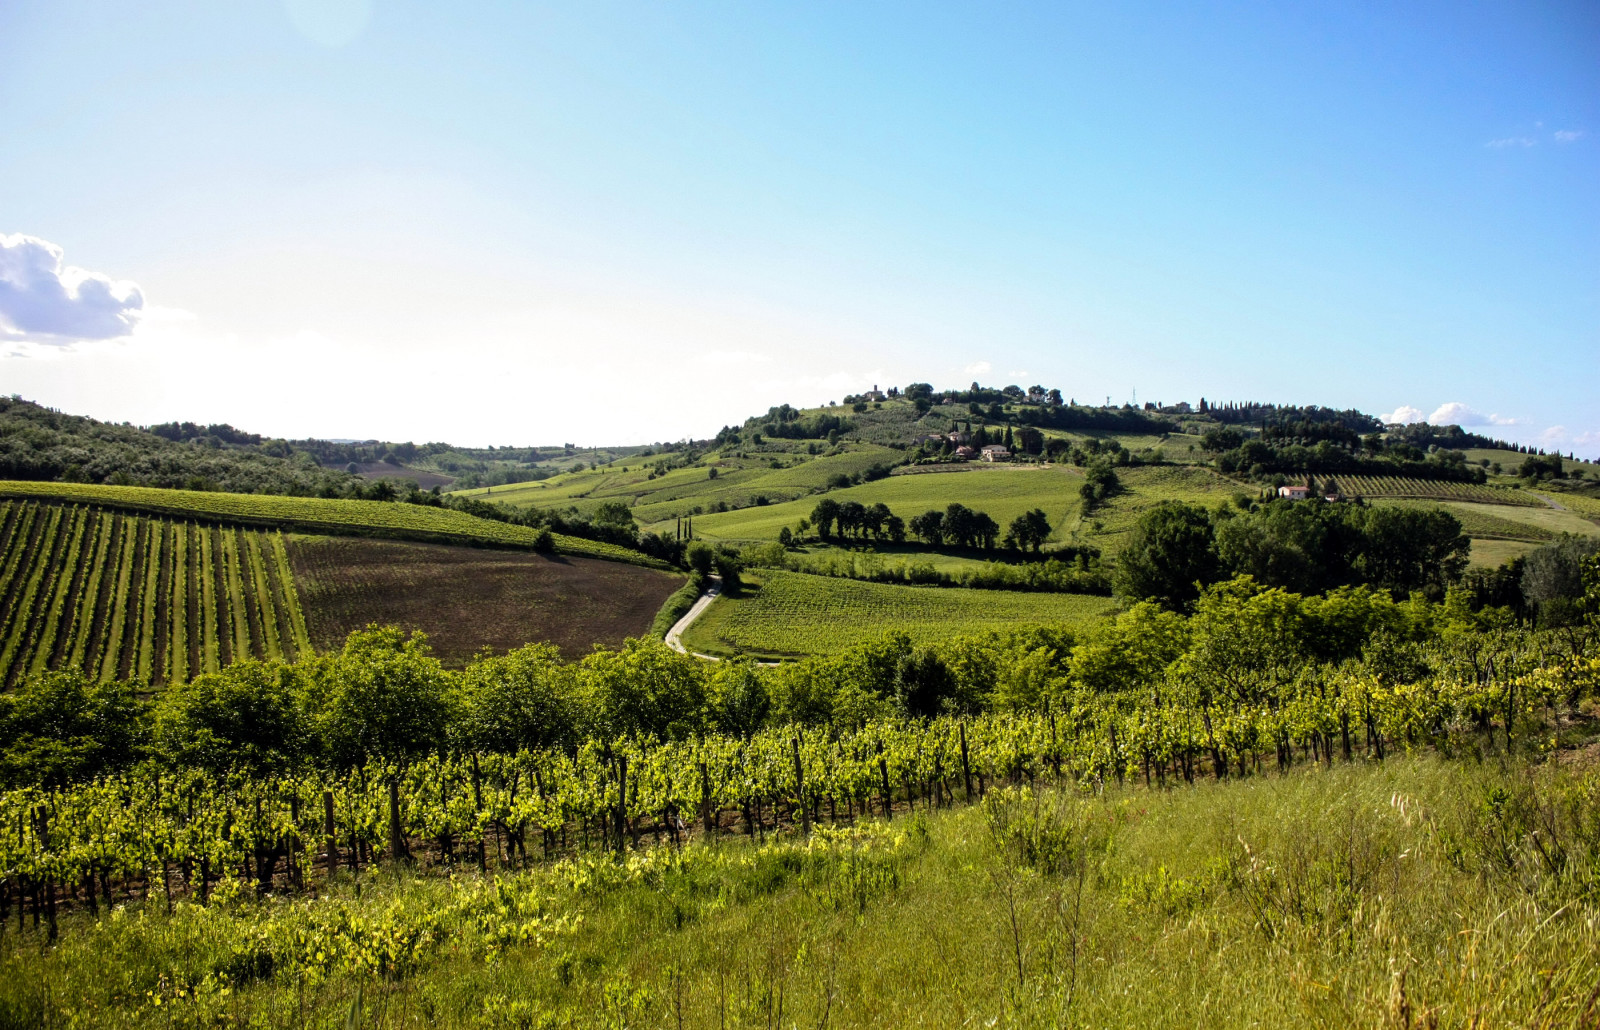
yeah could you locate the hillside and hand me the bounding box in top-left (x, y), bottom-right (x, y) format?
top-left (0, 494), bottom-right (687, 684)
top-left (0, 481), bottom-right (666, 567)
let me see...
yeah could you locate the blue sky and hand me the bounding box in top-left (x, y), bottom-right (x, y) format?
top-left (1, 1), bottom-right (1595, 451)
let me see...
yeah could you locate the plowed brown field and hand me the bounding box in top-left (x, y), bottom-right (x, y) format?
top-left (286, 536), bottom-right (683, 663)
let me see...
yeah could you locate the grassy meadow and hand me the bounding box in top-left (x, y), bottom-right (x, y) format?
top-left (680, 569), bottom-right (1116, 658)
top-left (652, 464), bottom-right (1090, 546)
top-left (3, 753), bottom-right (1596, 1029)
top-left (454, 445), bottom-right (905, 522)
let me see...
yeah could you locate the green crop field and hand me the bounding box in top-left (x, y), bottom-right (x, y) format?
top-left (1370, 498), bottom-right (1560, 542)
top-left (656, 464), bottom-right (1091, 544)
top-left (1467, 538), bottom-right (1539, 568)
top-left (0, 500), bottom-right (311, 687)
top-left (1537, 489), bottom-right (1600, 523)
top-left (1335, 475), bottom-right (1545, 506)
top-left (453, 444), bottom-right (904, 522)
top-left (680, 569), bottom-right (1116, 658)
top-left (1062, 464), bottom-right (1247, 553)
top-left (0, 481), bottom-right (662, 567)
top-left (1440, 500), bottom-right (1599, 539)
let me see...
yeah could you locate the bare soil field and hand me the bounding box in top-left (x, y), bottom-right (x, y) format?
top-left (328, 461), bottom-right (457, 490)
top-left (285, 536), bottom-right (683, 663)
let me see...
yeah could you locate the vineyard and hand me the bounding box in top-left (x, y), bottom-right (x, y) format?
top-left (0, 481), bottom-right (665, 567)
top-left (1, 651), bottom-right (1594, 933)
top-left (0, 501), bottom-right (311, 687)
top-left (681, 570), bottom-right (1117, 657)
top-left (1334, 475), bottom-right (1545, 506)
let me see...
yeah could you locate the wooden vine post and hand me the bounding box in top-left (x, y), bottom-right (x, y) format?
top-left (791, 737), bottom-right (810, 836)
top-left (959, 722), bottom-right (973, 801)
top-left (877, 742), bottom-right (892, 820)
top-left (323, 791), bottom-right (337, 879)
top-left (615, 755), bottom-right (629, 855)
top-left (388, 777), bottom-right (406, 864)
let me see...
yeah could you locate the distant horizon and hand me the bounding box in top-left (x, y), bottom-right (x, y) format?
top-left (8, 388), bottom-right (1593, 463)
top-left (3, 2), bottom-right (1595, 452)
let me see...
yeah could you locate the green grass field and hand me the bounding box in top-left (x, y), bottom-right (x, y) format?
top-left (680, 569), bottom-right (1116, 658)
top-left (1062, 464), bottom-right (1247, 554)
top-left (5, 754), bottom-right (1594, 1029)
top-left (0, 481), bottom-right (663, 567)
top-left (1467, 538), bottom-right (1539, 568)
top-left (453, 444), bottom-right (904, 523)
top-left (656, 464), bottom-right (1091, 545)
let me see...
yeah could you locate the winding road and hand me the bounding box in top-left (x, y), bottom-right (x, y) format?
top-left (665, 575), bottom-right (722, 660)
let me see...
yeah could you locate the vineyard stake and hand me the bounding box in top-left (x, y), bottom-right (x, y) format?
top-left (791, 737), bottom-right (810, 836)
top-left (323, 791), bottom-right (336, 880)
top-left (959, 722), bottom-right (973, 801)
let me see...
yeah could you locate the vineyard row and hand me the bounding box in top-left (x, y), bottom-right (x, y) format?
top-left (2, 653), bottom-right (1592, 936)
top-left (0, 501), bottom-right (312, 688)
top-left (1334, 475), bottom-right (1543, 507)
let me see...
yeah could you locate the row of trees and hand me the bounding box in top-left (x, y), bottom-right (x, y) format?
top-left (5, 558), bottom-right (1592, 790)
top-left (1114, 497), bottom-right (1473, 608)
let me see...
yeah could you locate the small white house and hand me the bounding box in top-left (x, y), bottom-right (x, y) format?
top-left (1277, 485), bottom-right (1310, 500)
top-left (981, 445), bottom-right (1010, 462)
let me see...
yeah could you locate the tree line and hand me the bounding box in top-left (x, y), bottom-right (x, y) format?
top-left (3, 552), bottom-right (1593, 793)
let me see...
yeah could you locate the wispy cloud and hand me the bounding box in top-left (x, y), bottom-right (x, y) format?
top-left (1554, 129), bottom-right (1586, 144)
top-left (1486, 136), bottom-right (1536, 149)
top-left (963, 360), bottom-right (991, 376)
top-left (0, 233), bottom-right (144, 344)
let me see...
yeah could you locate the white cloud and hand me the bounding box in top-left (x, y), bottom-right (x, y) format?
top-left (963, 360), bottom-right (992, 376)
top-left (1427, 402), bottom-right (1518, 427)
top-left (1486, 136), bottom-right (1536, 149)
top-left (0, 234), bottom-right (144, 343)
top-left (1379, 405), bottom-right (1425, 424)
top-left (1554, 129), bottom-right (1586, 144)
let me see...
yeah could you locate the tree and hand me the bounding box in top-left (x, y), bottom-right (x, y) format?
top-left (1353, 506), bottom-right (1469, 597)
top-left (709, 661), bottom-right (771, 737)
top-left (685, 540), bottom-right (716, 579)
top-left (1112, 501), bottom-right (1220, 610)
top-left (1016, 426), bottom-right (1044, 455)
top-left (301, 626), bottom-right (454, 767)
top-left (1005, 508), bottom-right (1051, 552)
top-left (458, 643), bottom-right (580, 752)
top-left (0, 671), bottom-right (145, 787)
top-left (885, 514), bottom-right (906, 543)
top-left (580, 639), bottom-right (706, 740)
top-left (944, 503), bottom-right (978, 547)
top-left (811, 498), bottom-right (841, 539)
top-left (153, 660), bottom-right (306, 775)
top-left (1520, 534), bottom-right (1600, 626)
top-left (910, 509), bottom-right (945, 545)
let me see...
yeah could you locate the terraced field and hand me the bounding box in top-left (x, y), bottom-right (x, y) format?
top-left (656, 464), bottom-right (1090, 544)
top-left (0, 501), bottom-right (311, 687)
top-left (680, 569), bottom-right (1117, 658)
top-left (0, 481), bottom-right (661, 566)
top-left (1335, 476), bottom-right (1544, 506)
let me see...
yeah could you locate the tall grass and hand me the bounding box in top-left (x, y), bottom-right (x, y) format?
top-left (2, 752), bottom-right (1595, 1028)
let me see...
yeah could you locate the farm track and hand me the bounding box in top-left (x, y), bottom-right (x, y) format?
top-left (0, 501), bottom-right (312, 687)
